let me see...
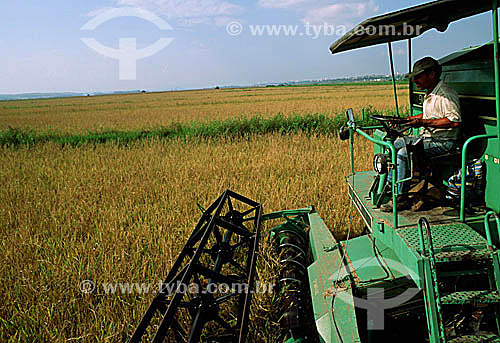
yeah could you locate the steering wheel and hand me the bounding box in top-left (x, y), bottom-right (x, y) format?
top-left (370, 114), bottom-right (412, 139)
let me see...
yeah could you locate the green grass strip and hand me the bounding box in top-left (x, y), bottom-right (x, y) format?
top-left (0, 108), bottom-right (404, 147)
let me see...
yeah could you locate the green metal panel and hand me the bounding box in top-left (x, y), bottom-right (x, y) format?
top-left (442, 64), bottom-right (495, 97)
top-left (485, 150), bottom-right (500, 213)
top-left (443, 75), bottom-right (495, 98)
top-left (409, 43), bottom-right (497, 97)
top-left (347, 172), bottom-right (423, 287)
top-left (440, 40), bottom-right (495, 96)
top-left (307, 213), bottom-right (361, 343)
top-left (422, 41), bottom-right (497, 97)
top-left (342, 234), bottom-right (407, 285)
top-left (375, 227), bottom-right (422, 288)
top-left (484, 123), bottom-right (500, 212)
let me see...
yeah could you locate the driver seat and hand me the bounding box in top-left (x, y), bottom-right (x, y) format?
top-left (407, 140), bottom-right (463, 208)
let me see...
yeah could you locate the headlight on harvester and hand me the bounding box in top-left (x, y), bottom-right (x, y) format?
top-left (339, 125), bottom-right (350, 141)
top-left (373, 153), bottom-right (390, 174)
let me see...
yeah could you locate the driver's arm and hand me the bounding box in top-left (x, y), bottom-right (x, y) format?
top-left (403, 113), bottom-right (423, 127)
top-left (414, 117), bottom-right (461, 128)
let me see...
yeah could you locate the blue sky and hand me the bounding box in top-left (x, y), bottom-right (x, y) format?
top-left (0, 0), bottom-right (495, 93)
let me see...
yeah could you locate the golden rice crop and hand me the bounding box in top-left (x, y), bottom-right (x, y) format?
top-left (0, 133), bottom-right (372, 342)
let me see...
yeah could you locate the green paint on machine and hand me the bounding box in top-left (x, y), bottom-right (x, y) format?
top-left (261, 2), bottom-right (500, 343)
top-left (292, 1), bottom-right (500, 342)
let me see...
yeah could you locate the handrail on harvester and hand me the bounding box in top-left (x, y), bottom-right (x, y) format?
top-left (347, 122), bottom-right (400, 229)
top-left (460, 134), bottom-right (498, 222)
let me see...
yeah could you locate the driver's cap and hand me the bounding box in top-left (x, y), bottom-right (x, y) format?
top-left (406, 57), bottom-right (441, 80)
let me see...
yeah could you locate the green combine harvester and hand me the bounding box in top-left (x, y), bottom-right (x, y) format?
top-left (129, 1), bottom-right (500, 342)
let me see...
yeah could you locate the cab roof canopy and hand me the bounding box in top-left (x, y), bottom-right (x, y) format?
top-left (330, 0), bottom-right (498, 55)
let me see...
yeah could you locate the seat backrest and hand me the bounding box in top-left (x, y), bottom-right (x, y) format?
top-left (458, 100), bottom-right (498, 212)
top-left (482, 118), bottom-right (500, 213)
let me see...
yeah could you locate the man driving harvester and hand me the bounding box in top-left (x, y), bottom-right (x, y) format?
top-left (382, 56), bottom-right (462, 212)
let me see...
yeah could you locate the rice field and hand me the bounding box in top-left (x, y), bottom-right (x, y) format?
top-left (0, 83), bottom-right (408, 133)
top-left (0, 83), bottom-right (407, 342)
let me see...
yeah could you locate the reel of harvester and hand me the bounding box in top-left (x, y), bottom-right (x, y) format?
top-left (267, 208), bottom-right (317, 343)
top-left (129, 190), bottom-right (262, 343)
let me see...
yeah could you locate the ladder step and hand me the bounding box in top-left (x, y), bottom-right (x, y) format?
top-left (439, 268), bottom-right (489, 278)
top-left (448, 334), bottom-right (500, 342)
top-left (434, 248), bottom-right (491, 263)
top-left (441, 291), bottom-right (500, 305)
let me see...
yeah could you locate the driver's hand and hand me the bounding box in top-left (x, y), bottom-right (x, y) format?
top-left (409, 118), bottom-right (423, 128)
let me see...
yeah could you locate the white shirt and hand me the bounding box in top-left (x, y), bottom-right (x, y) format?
top-left (422, 80), bottom-right (461, 140)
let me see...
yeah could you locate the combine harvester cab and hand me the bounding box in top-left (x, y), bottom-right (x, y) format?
top-left (300, 0), bottom-right (500, 342)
